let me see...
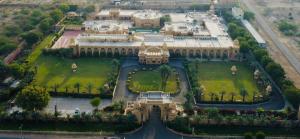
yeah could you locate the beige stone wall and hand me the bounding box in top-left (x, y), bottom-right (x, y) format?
top-left (133, 17), bottom-right (160, 28)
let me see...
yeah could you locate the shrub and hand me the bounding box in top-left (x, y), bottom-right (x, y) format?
top-left (256, 131), bottom-right (266, 139)
top-left (244, 132), bottom-right (253, 139)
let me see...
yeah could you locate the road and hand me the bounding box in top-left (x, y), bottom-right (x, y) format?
top-left (241, 0), bottom-right (300, 75)
top-left (120, 106), bottom-right (199, 139)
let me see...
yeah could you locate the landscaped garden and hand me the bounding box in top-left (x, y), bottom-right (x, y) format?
top-left (127, 66), bottom-right (180, 94)
top-left (187, 61), bottom-right (263, 102)
top-left (33, 56), bottom-right (116, 94)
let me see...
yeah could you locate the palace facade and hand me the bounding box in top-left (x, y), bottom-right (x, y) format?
top-left (70, 0), bottom-right (240, 64)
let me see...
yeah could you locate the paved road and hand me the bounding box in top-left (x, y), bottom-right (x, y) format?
top-left (242, 0), bottom-right (300, 75)
top-left (9, 97), bottom-right (112, 116)
top-left (120, 106), bottom-right (199, 139)
top-left (0, 133), bottom-right (107, 139)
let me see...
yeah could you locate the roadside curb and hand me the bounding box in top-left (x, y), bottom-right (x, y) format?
top-left (0, 130), bottom-right (113, 136)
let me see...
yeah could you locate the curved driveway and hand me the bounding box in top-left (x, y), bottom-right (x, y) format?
top-left (113, 59), bottom-right (189, 103)
top-left (120, 106), bottom-right (198, 139)
top-left (115, 59), bottom-right (285, 110)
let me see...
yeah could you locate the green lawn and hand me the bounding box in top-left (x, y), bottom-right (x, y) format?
top-left (25, 34), bottom-right (115, 94)
top-left (192, 62), bottom-right (260, 102)
top-left (128, 69), bottom-right (179, 93)
top-left (33, 56), bottom-right (114, 93)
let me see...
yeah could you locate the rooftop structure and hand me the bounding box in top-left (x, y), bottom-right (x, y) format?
top-left (68, 1), bottom-right (240, 64)
top-left (241, 19), bottom-right (266, 47)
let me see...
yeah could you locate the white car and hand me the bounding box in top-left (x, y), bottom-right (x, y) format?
top-left (74, 108), bottom-right (80, 115)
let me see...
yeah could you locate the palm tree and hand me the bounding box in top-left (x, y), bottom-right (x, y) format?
top-left (220, 90), bottom-right (226, 102)
top-left (86, 83), bottom-right (93, 94)
top-left (209, 93), bottom-right (215, 102)
top-left (74, 82), bottom-right (81, 93)
top-left (65, 85), bottom-right (69, 93)
top-left (240, 88), bottom-right (248, 102)
top-left (230, 92), bottom-right (236, 102)
top-left (159, 65), bottom-right (172, 91)
top-left (112, 59), bottom-right (120, 72)
top-left (52, 84), bottom-right (59, 93)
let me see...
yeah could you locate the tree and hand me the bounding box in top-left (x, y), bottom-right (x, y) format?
top-left (244, 132), bottom-right (253, 139)
top-left (0, 61), bottom-right (9, 78)
top-left (50, 9), bottom-right (64, 22)
top-left (265, 62), bottom-right (285, 83)
top-left (8, 63), bottom-right (25, 77)
top-left (160, 15), bottom-right (171, 27)
top-left (74, 82), bottom-right (81, 93)
top-left (4, 25), bottom-right (22, 37)
top-left (284, 87), bottom-right (300, 109)
top-left (159, 65), bottom-right (172, 91)
top-left (15, 86), bottom-right (50, 111)
top-left (39, 18), bottom-right (54, 33)
top-left (260, 55), bottom-right (272, 67)
top-left (21, 31), bottom-right (43, 46)
top-left (220, 91), bottom-right (226, 102)
top-left (59, 4), bottom-right (70, 13)
top-left (184, 92), bottom-right (194, 111)
top-left (253, 49), bottom-right (268, 61)
top-left (86, 83), bottom-right (93, 94)
top-left (112, 59), bottom-right (120, 72)
top-left (255, 131), bottom-right (266, 139)
top-left (240, 88), bottom-right (248, 102)
top-left (90, 97), bottom-right (101, 111)
top-left (230, 92), bottom-right (236, 102)
top-left (0, 36), bottom-right (17, 56)
top-left (244, 11), bottom-right (255, 21)
top-left (239, 40), bottom-right (251, 54)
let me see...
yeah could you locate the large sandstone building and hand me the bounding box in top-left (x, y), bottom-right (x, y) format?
top-left (70, 1), bottom-right (240, 64)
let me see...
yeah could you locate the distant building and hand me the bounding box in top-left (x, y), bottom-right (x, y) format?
top-left (232, 7), bottom-right (244, 20)
top-left (241, 20), bottom-right (267, 48)
top-left (68, 1), bottom-right (240, 65)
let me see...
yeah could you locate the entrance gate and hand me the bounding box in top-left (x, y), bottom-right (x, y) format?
top-left (124, 91), bottom-right (183, 123)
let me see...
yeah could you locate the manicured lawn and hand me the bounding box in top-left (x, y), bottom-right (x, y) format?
top-left (33, 56), bottom-right (114, 93)
top-left (128, 69), bottom-right (179, 93)
top-left (26, 35), bottom-right (115, 94)
top-left (192, 62), bottom-right (260, 102)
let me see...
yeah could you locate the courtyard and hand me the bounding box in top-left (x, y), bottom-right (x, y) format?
top-left (127, 67), bottom-right (179, 94)
top-left (190, 61), bottom-right (261, 102)
top-left (33, 56), bottom-right (114, 94)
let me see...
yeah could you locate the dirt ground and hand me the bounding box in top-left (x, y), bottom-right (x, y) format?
top-left (251, 0), bottom-right (300, 88)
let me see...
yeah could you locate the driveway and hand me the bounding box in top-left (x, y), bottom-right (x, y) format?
top-left (120, 106), bottom-right (199, 139)
top-left (113, 59), bottom-right (189, 104)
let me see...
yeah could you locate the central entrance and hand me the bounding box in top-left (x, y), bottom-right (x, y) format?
top-left (124, 91), bottom-right (183, 123)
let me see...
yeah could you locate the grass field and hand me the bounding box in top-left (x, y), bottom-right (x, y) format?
top-left (192, 62), bottom-right (260, 102)
top-left (128, 69), bottom-right (179, 93)
top-left (25, 34), bottom-right (115, 94)
top-left (33, 56), bottom-right (113, 93)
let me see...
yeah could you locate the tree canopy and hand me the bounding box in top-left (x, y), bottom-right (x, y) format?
top-left (15, 86), bottom-right (50, 111)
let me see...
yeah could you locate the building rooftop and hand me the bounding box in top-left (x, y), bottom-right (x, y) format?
top-left (241, 20), bottom-right (266, 44)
